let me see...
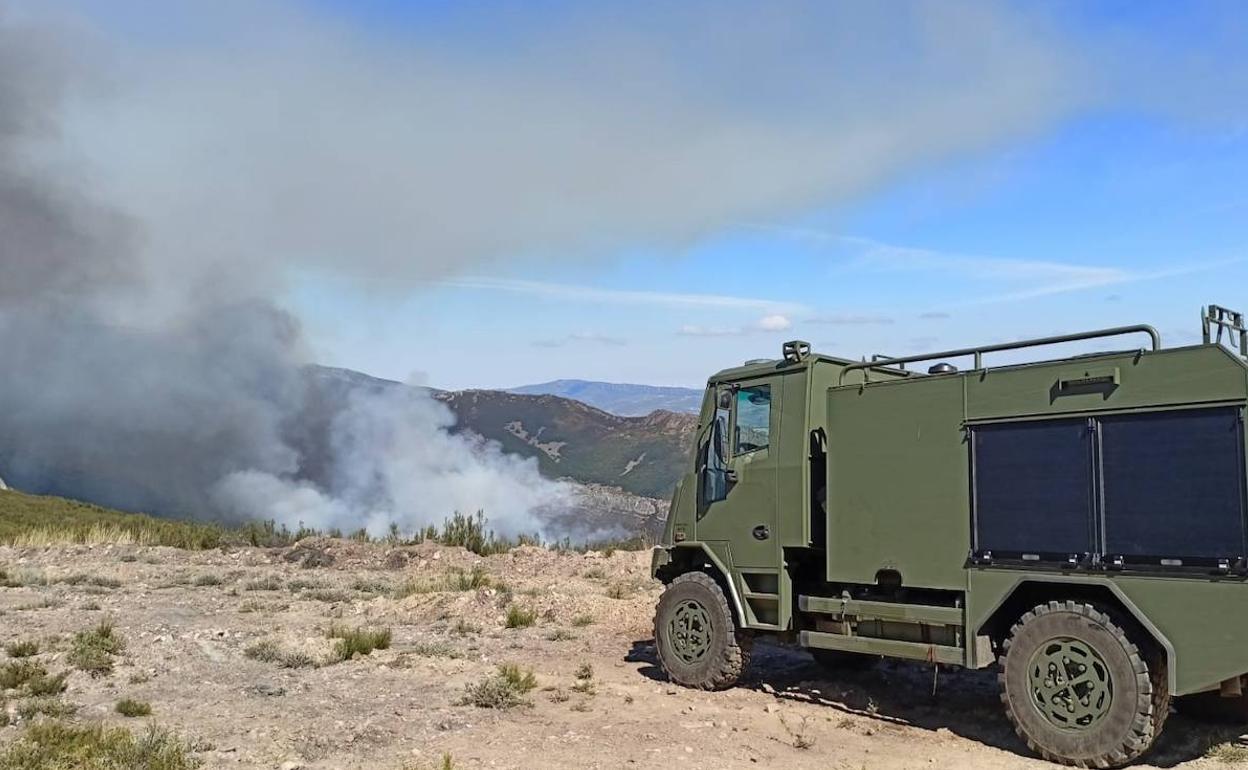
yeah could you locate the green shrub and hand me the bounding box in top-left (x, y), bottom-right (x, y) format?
top-left (0, 660), bottom-right (45, 690)
top-left (191, 574), bottom-right (223, 587)
top-left (115, 698), bottom-right (153, 717)
top-left (505, 605), bottom-right (537, 629)
top-left (17, 697), bottom-right (77, 719)
top-left (4, 640), bottom-right (38, 658)
top-left (570, 614), bottom-right (595, 627)
top-left (0, 721), bottom-right (201, 770)
top-left (68, 621), bottom-right (125, 676)
top-left (326, 625), bottom-right (392, 661)
top-left (243, 640), bottom-right (315, 669)
top-left (24, 671), bottom-right (68, 697)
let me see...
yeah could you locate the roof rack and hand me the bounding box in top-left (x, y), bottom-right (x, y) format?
top-left (837, 324), bottom-right (1161, 386)
top-left (1203, 304), bottom-right (1247, 358)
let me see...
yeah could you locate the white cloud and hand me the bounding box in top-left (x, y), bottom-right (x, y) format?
top-left (756, 314), bottom-right (792, 331)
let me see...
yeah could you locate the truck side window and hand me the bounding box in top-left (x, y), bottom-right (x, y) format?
top-left (734, 385), bottom-right (771, 455)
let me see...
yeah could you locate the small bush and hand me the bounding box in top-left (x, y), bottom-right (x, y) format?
top-left (304, 589), bottom-right (352, 603)
top-left (116, 698), bottom-right (153, 717)
top-left (447, 566), bottom-right (492, 591)
top-left (17, 697), bottom-right (78, 720)
top-left (0, 660), bottom-right (45, 690)
top-left (451, 619), bottom-right (481, 636)
top-left (505, 605), bottom-right (537, 629)
top-left (4, 640), bottom-right (39, 658)
top-left (326, 624), bottom-right (392, 661)
top-left (605, 583), bottom-right (632, 600)
top-left (545, 629), bottom-right (576, 642)
top-left (459, 663), bottom-right (537, 709)
top-left (581, 566), bottom-right (607, 580)
top-left (570, 614), bottom-right (595, 627)
top-left (69, 620), bottom-right (124, 677)
top-left (349, 578), bottom-right (392, 594)
top-left (56, 574), bottom-right (121, 589)
top-left (0, 721), bottom-right (201, 770)
top-left (243, 575), bottom-right (283, 591)
top-left (24, 671), bottom-right (68, 697)
top-left (408, 641), bottom-right (461, 659)
top-left (191, 574), bottom-right (223, 587)
top-left (571, 662), bottom-right (595, 694)
top-left (243, 640), bottom-right (316, 669)
top-left (285, 578), bottom-right (326, 592)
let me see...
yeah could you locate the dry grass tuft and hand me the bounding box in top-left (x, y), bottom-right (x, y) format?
top-left (116, 698), bottom-right (153, 718)
top-left (459, 663), bottom-right (538, 709)
top-left (326, 624), bottom-right (392, 661)
top-left (505, 605), bottom-right (537, 629)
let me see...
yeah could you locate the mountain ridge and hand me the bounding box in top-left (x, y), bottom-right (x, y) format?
top-left (508, 379), bottom-right (702, 417)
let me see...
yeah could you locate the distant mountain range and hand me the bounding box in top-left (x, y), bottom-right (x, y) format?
top-left (508, 379), bottom-right (702, 417)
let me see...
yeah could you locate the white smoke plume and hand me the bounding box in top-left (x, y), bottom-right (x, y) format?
top-left (213, 384), bottom-right (570, 537)
top-left (0, 2), bottom-right (1240, 536)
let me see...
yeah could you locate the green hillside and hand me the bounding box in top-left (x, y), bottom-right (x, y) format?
top-left (0, 489), bottom-right (224, 549)
top-left (440, 390), bottom-right (695, 498)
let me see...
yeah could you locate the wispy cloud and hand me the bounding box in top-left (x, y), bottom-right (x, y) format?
top-left (440, 277), bottom-right (805, 314)
top-left (531, 331), bottom-right (627, 349)
top-left (749, 225), bottom-right (1247, 305)
top-left (679, 314), bottom-right (794, 337)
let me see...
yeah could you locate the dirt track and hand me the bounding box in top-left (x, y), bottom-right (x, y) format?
top-left (1, 541), bottom-right (1246, 769)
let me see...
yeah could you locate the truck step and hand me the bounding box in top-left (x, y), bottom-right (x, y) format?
top-left (798, 595), bottom-right (963, 626)
top-left (800, 630), bottom-right (964, 666)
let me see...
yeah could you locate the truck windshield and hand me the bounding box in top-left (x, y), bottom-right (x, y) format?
top-left (734, 385), bottom-right (771, 454)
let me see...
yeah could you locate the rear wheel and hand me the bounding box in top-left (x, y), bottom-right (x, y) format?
top-left (654, 572), bottom-right (751, 690)
top-left (999, 601), bottom-right (1168, 768)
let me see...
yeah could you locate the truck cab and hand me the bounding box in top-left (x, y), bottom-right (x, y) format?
top-left (651, 305), bottom-right (1248, 767)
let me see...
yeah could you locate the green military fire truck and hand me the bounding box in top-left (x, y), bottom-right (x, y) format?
top-left (651, 304), bottom-right (1248, 767)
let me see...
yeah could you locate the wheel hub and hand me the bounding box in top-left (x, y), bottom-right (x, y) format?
top-left (1027, 637), bottom-right (1113, 730)
top-left (668, 599), bottom-right (713, 664)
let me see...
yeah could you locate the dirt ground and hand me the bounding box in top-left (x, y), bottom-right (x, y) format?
top-left (2, 541), bottom-right (1246, 770)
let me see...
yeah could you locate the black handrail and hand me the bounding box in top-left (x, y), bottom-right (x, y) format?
top-left (837, 325), bottom-right (1162, 386)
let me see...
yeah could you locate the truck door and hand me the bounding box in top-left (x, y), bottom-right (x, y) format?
top-left (695, 377), bottom-right (780, 569)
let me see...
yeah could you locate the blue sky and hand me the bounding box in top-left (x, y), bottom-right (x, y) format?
top-left (42, 1), bottom-right (1248, 391)
top-left (293, 110), bottom-right (1248, 389)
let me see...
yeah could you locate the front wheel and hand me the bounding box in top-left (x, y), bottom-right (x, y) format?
top-left (654, 572), bottom-right (751, 690)
top-left (999, 600), bottom-right (1169, 768)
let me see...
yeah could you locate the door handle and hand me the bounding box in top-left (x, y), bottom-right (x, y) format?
top-left (725, 469), bottom-right (738, 483)
top-left (752, 525), bottom-right (770, 541)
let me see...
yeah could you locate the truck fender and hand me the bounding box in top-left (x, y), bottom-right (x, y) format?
top-left (662, 543), bottom-right (747, 628)
top-left (974, 575), bottom-right (1178, 692)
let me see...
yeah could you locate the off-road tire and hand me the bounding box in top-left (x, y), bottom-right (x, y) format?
top-left (999, 601), bottom-right (1169, 768)
top-left (809, 648), bottom-right (878, 672)
top-left (1174, 689), bottom-right (1248, 724)
top-left (654, 572), bottom-right (752, 690)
